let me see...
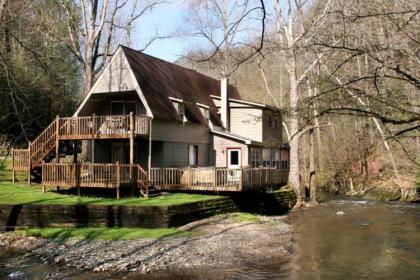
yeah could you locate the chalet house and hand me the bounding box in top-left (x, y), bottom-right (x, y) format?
top-left (12, 45), bottom-right (289, 197)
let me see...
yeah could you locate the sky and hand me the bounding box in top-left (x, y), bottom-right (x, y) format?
top-left (128, 0), bottom-right (274, 63)
top-left (130, 1), bottom-right (189, 62)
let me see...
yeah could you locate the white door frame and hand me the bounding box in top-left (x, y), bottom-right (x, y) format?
top-left (227, 148), bottom-right (241, 169)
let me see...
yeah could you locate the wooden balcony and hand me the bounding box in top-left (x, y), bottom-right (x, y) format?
top-left (58, 114), bottom-right (149, 140)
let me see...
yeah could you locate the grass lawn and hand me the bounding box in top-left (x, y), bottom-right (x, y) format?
top-left (0, 181), bottom-right (221, 207)
top-left (0, 158), bottom-right (28, 182)
top-left (20, 227), bottom-right (192, 241)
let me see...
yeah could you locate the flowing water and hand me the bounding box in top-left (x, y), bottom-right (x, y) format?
top-left (1, 197), bottom-right (420, 279)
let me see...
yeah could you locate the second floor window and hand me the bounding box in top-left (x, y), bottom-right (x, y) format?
top-left (268, 116), bottom-right (276, 129)
top-left (173, 101), bottom-right (185, 121)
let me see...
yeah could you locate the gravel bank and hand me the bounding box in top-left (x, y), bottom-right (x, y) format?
top-left (0, 214), bottom-right (292, 274)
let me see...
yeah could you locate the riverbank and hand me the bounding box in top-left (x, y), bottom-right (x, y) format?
top-left (0, 213), bottom-right (292, 274)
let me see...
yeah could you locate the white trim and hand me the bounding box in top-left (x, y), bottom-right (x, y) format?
top-left (227, 148), bottom-right (241, 169)
top-left (196, 102), bottom-right (210, 109)
top-left (169, 96), bottom-right (183, 103)
top-left (211, 130), bottom-right (252, 145)
top-left (210, 95), bottom-right (276, 109)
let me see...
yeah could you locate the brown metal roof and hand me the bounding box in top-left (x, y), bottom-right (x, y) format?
top-left (121, 45), bottom-right (241, 126)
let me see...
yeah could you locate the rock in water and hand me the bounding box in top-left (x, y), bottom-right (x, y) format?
top-left (336, 211), bottom-right (345, 215)
top-left (8, 271), bottom-right (25, 279)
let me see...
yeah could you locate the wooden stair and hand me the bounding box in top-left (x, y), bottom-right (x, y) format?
top-left (11, 118), bottom-right (79, 182)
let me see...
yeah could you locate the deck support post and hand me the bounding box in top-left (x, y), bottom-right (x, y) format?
top-left (129, 112), bottom-right (135, 195)
top-left (27, 141), bottom-right (31, 186)
top-left (147, 117), bottom-right (152, 190)
top-left (11, 148), bottom-right (15, 183)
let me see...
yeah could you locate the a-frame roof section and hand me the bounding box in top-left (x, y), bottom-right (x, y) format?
top-left (74, 47), bottom-right (153, 118)
top-left (121, 45), bottom-right (241, 126)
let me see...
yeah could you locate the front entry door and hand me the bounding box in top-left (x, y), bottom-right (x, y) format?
top-left (227, 148), bottom-right (241, 182)
top-left (227, 148), bottom-right (241, 169)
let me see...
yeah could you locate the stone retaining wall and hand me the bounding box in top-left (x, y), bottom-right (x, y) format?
top-left (0, 189), bottom-right (296, 230)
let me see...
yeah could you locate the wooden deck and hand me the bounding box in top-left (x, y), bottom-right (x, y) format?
top-left (40, 163), bottom-right (288, 197)
top-left (42, 162), bottom-right (148, 198)
top-left (11, 114), bottom-right (150, 173)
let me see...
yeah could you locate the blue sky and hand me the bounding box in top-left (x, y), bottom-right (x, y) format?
top-left (128, 0), bottom-right (273, 63)
top-left (131, 1), bottom-right (189, 62)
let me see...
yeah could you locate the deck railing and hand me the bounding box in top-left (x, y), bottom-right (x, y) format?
top-left (11, 149), bottom-right (30, 171)
top-left (42, 162), bottom-right (148, 198)
top-left (150, 166), bottom-right (288, 191)
top-left (11, 114), bottom-right (150, 175)
top-left (40, 163), bottom-right (287, 196)
top-left (58, 114), bottom-right (149, 139)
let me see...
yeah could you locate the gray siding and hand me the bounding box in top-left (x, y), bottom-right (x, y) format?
top-left (151, 120), bottom-right (211, 144)
top-left (213, 135), bottom-right (249, 167)
top-left (229, 108), bottom-right (263, 142)
top-left (151, 141), bottom-right (211, 167)
top-left (92, 48), bottom-right (138, 94)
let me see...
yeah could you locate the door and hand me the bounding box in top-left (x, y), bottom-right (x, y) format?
top-left (227, 148), bottom-right (241, 169)
top-left (227, 148), bottom-right (241, 182)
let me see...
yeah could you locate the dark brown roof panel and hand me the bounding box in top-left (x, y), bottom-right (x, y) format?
top-left (121, 45), bottom-right (240, 126)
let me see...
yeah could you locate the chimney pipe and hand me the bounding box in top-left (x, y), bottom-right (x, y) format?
top-left (220, 77), bottom-right (229, 130)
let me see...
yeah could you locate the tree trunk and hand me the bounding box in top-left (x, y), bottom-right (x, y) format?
top-left (308, 127), bottom-right (318, 205)
top-left (287, 49), bottom-right (303, 206)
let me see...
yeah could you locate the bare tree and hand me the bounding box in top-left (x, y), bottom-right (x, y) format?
top-left (273, 0), bottom-right (334, 207)
top-left (59, 0), bottom-right (163, 96)
top-left (182, 0), bottom-right (266, 79)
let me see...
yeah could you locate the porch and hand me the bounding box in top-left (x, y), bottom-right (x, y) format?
top-left (41, 162), bottom-right (288, 197)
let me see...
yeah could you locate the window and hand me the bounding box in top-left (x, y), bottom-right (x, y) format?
top-left (189, 145), bottom-right (198, 166)
top-left (281, 160), bottom-right (288, 170)
top-left (173, 101), bottom-right (186, 122)
top-left (111, 101), bottom-right (137, 115)
top-left (200, 107), bottom-right (210, 122)
top-left (111, 101), bottom-right (124, 115)
top-left (251, 149), bottom-right (261, 168)
top-left (268, 115), bottom-right (276, 129)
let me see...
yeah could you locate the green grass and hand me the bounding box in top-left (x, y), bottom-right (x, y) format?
top-left (232, 212), bottom-right (260, 222)
top-left (21, 227), bottom-right (192, 241)
top-left (0, 158), bottom-right (28, 182)
top-left (0, 181), bottom-right (221, 207)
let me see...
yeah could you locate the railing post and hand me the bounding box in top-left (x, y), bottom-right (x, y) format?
top-left (91, 114), bottom-right (96, 163)
top-left (213, 167), bottom-right (217, 190)
top-left (116, 161), bottom-right (120, 200)
top-left (239, 167), bottom-right (243, 191)
top-left (27, 141), bottom-right (31, 186)
top-left (41, 163), bottom-right (45, 193)
top-left (259, 165), bottom-right (262, 188)
top-left (11, 148), bottom-right (15, 183)
top-left (188, 166), bottom-right (192, 187)
top-left (55, 115), bottom-right (60, 163)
